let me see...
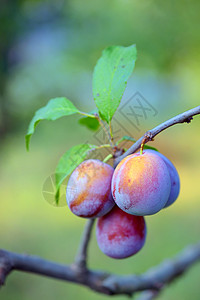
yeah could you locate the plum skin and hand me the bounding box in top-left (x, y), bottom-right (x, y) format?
top-left (111, 151), bottom-right (171, 216)
top-left (96, 206), bottom-right (146, 259)
top-left (66, 159), bottom-right (115, 218)
top-left (143, 150), bottom-right (180, 208)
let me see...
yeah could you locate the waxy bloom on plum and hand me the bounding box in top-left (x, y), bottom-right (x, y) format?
top-left (142, 149), bottom-right (180, 208)
top-left (66, 159), bottom-right (115, 218)
top-left (111, 151), bottom-right (171, 216)
top-left (96, 206), bottom-right (146, 259)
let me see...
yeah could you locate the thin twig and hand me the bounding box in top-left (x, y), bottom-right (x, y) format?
top-left (74, 219), bottom-right (95, 270)
top-left (95, 114), bottom-right (114, 147)
top-left (109, 121), bottom-right (114, 145)
top-left (114, 105), bottom-right (200, 167)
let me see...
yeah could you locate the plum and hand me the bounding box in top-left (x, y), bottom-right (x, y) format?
top-left (66, 159), bottom-right (115, 218)
top-left (96, 206), bottom-right (146, 259)
top-left (111, 151), bottom-right (171, 216)
top-left (143, 150), bottom-right (180, 208)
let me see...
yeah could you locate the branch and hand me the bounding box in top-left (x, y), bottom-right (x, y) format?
top-left (114, 105), bottom-right (200, 166)
top-left (102, 242), bottom-right (200, 295)
top-left (0, 249), bottom-right (110, 294)
top-left (74, 219), bottom-right (95, 270)
top-left (0, 242), bottom-right (200, 296)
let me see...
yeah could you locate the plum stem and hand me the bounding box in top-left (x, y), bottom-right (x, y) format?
top-left (140, 137), bottom-right (147, 155)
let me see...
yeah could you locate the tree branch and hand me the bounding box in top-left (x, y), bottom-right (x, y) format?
top-left (0, 249), bottom-right (110, 294)
top-left (114, 105), bottom-right (200, 166)
top-left (0, 242), bottom-right (200, 296)
top-left (102, 242), bottom-right (200, 295)
top-left (74, 219), bottom-right (95, 270)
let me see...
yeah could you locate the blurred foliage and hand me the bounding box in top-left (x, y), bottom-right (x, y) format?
top-left (0, 1), bottom-right (200, 299)
top-left (1, 0), bottom-right (200, 136)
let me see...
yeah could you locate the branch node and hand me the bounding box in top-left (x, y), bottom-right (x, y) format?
top-left (144, 131), bottom-right (153, 142)
top-left (113, 146), bottom-right (124, 159)
top-left (140, 131), bottom-right (154, 154)
top-left (184, 116), bottom-right (193, 123)
top-left (70, 263), bottom-right (89, 282)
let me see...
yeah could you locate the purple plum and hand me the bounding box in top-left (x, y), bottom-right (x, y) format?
top-left (66, 159), bottom-right (115, 218)
top-left (111, 151), bottom-right (171, 216)
top-left (96, 206), bottom-right (146, 259)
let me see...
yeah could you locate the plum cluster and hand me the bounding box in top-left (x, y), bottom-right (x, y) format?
top-left (66, 150), bottom-right (180, 259)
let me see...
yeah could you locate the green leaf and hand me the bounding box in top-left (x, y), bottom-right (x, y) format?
top-left (93, 45), bottom-right (137, 123)
top-left (25, 97), bottom-right (95, 150)
top-left (79, 116), bottom-right (100, 131)
top-left (143, 144), bottom-right (159, 152)
top-left (26, 98), bottom-right (79, 150)
top-left (55, 143), bottom-right (98, 204)
top-left (116, 135), bottom-right (136, 145)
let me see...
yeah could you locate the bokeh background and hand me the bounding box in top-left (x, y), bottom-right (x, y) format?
top-left (0, 1), bottom-right (200, 299)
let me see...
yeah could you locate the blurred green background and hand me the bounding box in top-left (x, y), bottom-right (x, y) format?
top-left (0, 1), bottom-right (200, 299)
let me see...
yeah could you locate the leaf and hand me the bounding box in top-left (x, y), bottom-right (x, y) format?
top-left (116, 135), bottom-right (136, 145)
top-left (143, 144), bottom-right (159, 152)
top-left (25, 97), bottom-right (95, 150)
top-left (79, 116), bottom-right (100, 131)
top-left (55, 144), bottom-right (98, 204)
top-left (93, 45), bottom-right (137, 123)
